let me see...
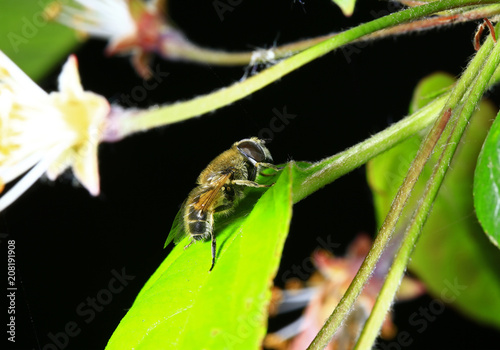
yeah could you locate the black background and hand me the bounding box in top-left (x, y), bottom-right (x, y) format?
top-left (2, 0), bottom-right (500, 349)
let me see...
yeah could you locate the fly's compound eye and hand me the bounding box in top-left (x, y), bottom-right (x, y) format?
top-left (237, 139), bottom-right (273, 165)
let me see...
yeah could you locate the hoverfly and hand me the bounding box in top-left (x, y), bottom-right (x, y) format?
top-left (164, 137), bottom-right (279, 271)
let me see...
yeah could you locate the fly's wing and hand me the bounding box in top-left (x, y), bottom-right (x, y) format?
top-left (164, 202), bottom-right (187, 248)
top-left (192, 172), bottom-right (233, 212)
top-left (165, 172), bottom-right (233, 249)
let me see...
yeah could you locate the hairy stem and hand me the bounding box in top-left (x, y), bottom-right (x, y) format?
top-left (292, 51), bottom-right (500, 204)
top-left (162, 4), bottom-right (500, 65)
top-left (106, 0), bottom-right (498, 141)
top-left (307, 106), bottom-right (452, 350)
top-left (354, 23), bottom-right (500, 350)
top-left (306, 15), bottom-right (500, 350)
top-left (291, 93), bottom-right (447, 203)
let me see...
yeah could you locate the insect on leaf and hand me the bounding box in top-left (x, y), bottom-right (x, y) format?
top-left (106, 166), bottom-right (293, 349)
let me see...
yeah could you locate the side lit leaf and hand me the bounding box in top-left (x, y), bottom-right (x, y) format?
top-left (408, 72), bottom-right (455, 114)
top-left (331, 0), bottom-right (357, 17)
top-left (368, 72), bottom-right (455, 225)
top-left (0, 1), bottom-right (79, 81)
top-left (106, 166), bottom-right (293, 349)
top-left (367, 72), bottom-right (500, 329)
top-left (474, 109), bottom-right (500, 247)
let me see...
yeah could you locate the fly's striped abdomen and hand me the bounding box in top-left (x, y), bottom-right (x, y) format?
top-left (185, 203), bottom-right (214, 241)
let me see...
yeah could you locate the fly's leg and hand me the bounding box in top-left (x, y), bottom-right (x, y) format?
top-left (184, 239), bottom-right (195, 250)
top-left (232, 179), bottom-right (272, 188)
top-left (256, 162), bottom-right (282, 177)
top-left (184, 233), bottom-right (205, 250)
top-left (209, 233), bottom-right (216, 272)
top-left (257, 162), bottom-right (281, 171)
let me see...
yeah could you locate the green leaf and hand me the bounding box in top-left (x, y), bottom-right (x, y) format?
top-left (408, 72), bottom-right (455, 114)
top-left (331, 0), bottom-right (357, 17)
top-left (367, 73), bottom-right (500, 329)
top-left (474, 109), bottom-right (500, 247)
top-left (106, 166), bottom-right (293, 349)
top-left (0, 1), bottom-right (80, 81)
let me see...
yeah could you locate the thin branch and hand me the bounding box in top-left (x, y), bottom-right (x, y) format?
top-left (104, 0), bottom-right (499, 142)
top-left (354, 22), bottom-right (500, 349)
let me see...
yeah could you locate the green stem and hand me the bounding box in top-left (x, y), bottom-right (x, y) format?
top-left (354, 23), bottom-right (500, 350)
top-left (161, 4), bottom-right (500, 66)
top-left (291, 93), bottom-right (447, 203)
top-left (107, 0), bottom-right (497, 141)
top-left (306, 15), bottom-right (500, 350)
top-left (367, 4), bottom-right (500, 40)
top-left (291, 40), bottom-right (500, 204)
top-left (307, 101), bottom-right (453, 350)
top-left (162, 34), bottom-right (333, 66)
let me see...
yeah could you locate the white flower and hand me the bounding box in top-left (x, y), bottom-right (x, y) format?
top-left (55, 0), bottom-right (166, 52)
top-left (54, 0), bottom-right (169, 78)
top-left (56, 0), bottom-right (137, 52)
top-left (0, 51), bottom-right (109, 211)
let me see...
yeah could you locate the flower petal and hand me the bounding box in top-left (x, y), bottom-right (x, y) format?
top-left (0, 50), bottom-right (112, 210)
top-left (58, 55), bottom-right (84, 99)
top-left (0, 51), bottom-right (47, 99)
top-left (0, 145), bottom-right (65, 212)
top-left (57, 0), bottom-right (137, 43)
top-left (72, 142), bottom-right (100, 196)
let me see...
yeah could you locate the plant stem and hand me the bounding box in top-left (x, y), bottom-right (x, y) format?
top-left (367, 4), bottom-right (500, 40)
top-left (292, 40), bottom-right (500, 203)
top-left (353, 23), bottom-right (500, 350)
top-left (162, 4), bottom-right (500, 65)
top-left (162, 34), bottom-right (333, 66)
top-left (307, 104), bottom-right (453, 350)
top-left (306, 17), bottom-right (500, 350)
top-left (106, 0), bottom-right (498, 141)
top-left (292, 93), bottom-right (447, 203)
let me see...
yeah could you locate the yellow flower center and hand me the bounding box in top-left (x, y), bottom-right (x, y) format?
top-left (49, 92), bottom-right (108, 150)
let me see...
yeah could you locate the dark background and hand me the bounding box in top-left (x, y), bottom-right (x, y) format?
top-left (2, 0), bottom-right (500, 349)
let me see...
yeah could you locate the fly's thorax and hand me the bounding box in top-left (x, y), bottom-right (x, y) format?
top-left (198, 147), bottom-right (250, 185)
